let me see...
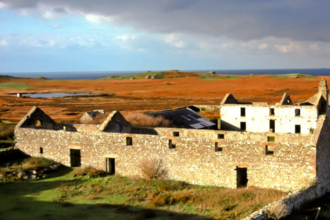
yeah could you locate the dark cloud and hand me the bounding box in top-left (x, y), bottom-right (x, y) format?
top-left (53, 7), bottom-right (66, 14)
top-left (1, 0), bottom-right (330, 42)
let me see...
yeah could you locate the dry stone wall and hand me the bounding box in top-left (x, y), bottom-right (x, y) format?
top-left (15, 125), bottom-right (316, 191)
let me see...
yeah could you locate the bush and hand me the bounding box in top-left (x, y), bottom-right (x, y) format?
top-left (72, 166), bottom-right (106, 178)
top-left (21, 157), bottom-right (57, 169)
top-left (124, 113), bottom-right (172, 127)
top-left (138, 159), bottom-right (167, 180)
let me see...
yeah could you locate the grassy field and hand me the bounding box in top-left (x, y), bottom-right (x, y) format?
top-left (100, 71), bottom-right (166, 80)
top-left (0, 166), bottom-right (287, 220)
top-left (0, 82), bottom-right (32, 89)
top-left (268, 73), bottom-right (316, 80)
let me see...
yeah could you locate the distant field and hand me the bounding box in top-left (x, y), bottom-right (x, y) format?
top-left (0, 82), bottom-right (32, 89)
top-left (268, 73), bottom-right (316, 80)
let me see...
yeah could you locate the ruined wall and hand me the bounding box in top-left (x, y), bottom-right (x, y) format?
top-left (220, 104), bottom-right (318, 134)
top-left (15, 126), bottom-right (316, 191)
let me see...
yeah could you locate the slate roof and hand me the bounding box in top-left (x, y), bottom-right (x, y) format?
top-left (148, 107), bottom-right (215, 129)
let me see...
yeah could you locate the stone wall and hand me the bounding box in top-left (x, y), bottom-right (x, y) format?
top-left (15, 125), bottom-right (317, 191)
top-left (220, 104), bottom-right (318, 134)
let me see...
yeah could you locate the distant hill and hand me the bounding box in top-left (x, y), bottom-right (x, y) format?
top-left (0, 75), bottom-right (16, 79)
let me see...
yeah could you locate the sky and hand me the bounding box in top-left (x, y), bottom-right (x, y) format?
top-left (0, 0), bottom-right (330, 73)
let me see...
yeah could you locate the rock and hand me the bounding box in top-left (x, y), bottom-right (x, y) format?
top-left (23, 176), bottom-right (28, 180)
top-left (30, 174), bottom-right (37, 179)
top-left (32, 170), bottom-right (38, 174)
top-left (151, 75), bottom-right (157, 79)
top-left (131, 77), bottom-right (135, 80)
top-left (145, 75), bottom-right (151, 79)
top-left (164, 82), bottom-right (170, 85)
top-left (208, 71), bottom-right (216, 74)
top-left (17, 172), bottom-right (27, 179)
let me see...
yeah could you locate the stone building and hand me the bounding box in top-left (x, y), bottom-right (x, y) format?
top-left (14, 79), bottom-right (330, 191)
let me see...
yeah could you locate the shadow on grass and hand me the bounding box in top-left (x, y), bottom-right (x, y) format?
top-left (0, 166), bottom-right (212, 220)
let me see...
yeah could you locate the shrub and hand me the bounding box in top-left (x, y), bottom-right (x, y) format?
top-left (72, 166), bottom-right (106, 178)
top-left (124, 113), bottom-right (172, 127)
top-left (138, 159), bottom-right (167, 180)
top-left (21, 157), bottom-right (57, 169)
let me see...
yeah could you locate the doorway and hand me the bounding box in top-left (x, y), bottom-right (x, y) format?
top-left (70, 149), bottom-right (81, 167)
top-left (236, 167), bottom-right (248, 188)
top-left (106, 158), bottom-right (115, 175)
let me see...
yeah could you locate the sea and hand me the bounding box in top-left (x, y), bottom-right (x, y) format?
top-left (1, 68), bottom-right (330, 80)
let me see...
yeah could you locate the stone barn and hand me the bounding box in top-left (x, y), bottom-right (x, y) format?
top-left (14, 79), bottom-right (330, 191)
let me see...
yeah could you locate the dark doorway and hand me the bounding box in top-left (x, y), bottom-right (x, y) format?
top-left (106, 158), bottom-right (115, 175)
top-left (236, 167), bottom-right (248, 188)
top-left (270, 120), bottom-right (275, 132)
top-left (295, 125), bottom-right (301, 134)
top-left (240, 122), bottom-right (246, 131)
top-left (70, 149), bottom-right (81, 167)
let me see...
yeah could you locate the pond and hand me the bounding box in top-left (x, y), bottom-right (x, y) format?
top-left (16, 93), bottom-right (91, 98)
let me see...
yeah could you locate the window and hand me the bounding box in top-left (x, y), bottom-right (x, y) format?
top-left (215, 142), bottom-right (223, 152)
top-left (218, 134), bottom-right (224, 139)
top-left (269, 120), bottom-right (275, 132)
top-left (240, 122), bottom-right (246, 131)
top-left (35, 120), bottom-right (42, 128)
top-left (240, 108), bottom-right (246, 117)
top-left (173, 132), bottom-right (180, 137)
top-left (265, 145), bottom-right (274, 156)
top-left (267, 136), bottom-right (275, 142)
top-left (126, 137), bottom-right (133, 146)
top-left (295, 125), bottom-right (301, 134)
top-left (270, 108), bottom-right (275, 116)
top-left (40, 147), bottom-right (43, 154)
top-left (295, 109), bottom-right (301, 116)
top-left (114, 122), bottom-right (122, 132)
top-left (169, 140), bottom-right (176, 149)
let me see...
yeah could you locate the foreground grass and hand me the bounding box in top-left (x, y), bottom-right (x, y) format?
top-left (0, 82), bottom-right (32, 89)
top-left (0, 167), bottom-right (287, 220)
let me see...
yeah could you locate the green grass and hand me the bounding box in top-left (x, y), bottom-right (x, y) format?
top-left (99, 71), bottom-right (166, 80)
top-left (199, 74), bottom-right (241, 81)
top-left (268, 73), bottom-right (316, 80)
top-left (0, 82), bottom-right (32, 89)
top-left (0, 166), bottom-right (287, 220)
top-left (1, 120), bottom-right (18, 124)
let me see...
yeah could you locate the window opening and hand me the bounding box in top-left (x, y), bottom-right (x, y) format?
top-left (265, 145), bottom-right (274, 156)
top-left (267, 136), bottom-right (275, 142)
top-left (40, 147), bottom-right (43, 154)
top-left (270, 108), bottom-right (275, 116)
top-left (270, 120), bottom-right (275, 132)
top-left (218, 134), bottom-right (224, 139)
top-left (215, 142), bottom-right (223, 152)
top-left (126, 137), bottom-right (133, 146)
top-left (173, 132), bottom-right (180, 137)
top-left (295, 109), bottom-right (301, 116)
top-left (295, 125), bottom-right (301, 134)
top-left (70, 149), bottom-right (81, 167)
top-left (240, 108), bottom-right (246, 117)
top-left (169, 140), bottom-right (176, 149)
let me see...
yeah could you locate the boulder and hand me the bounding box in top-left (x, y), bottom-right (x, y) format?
top-left (23, 176), bottom-right (28, 180)
top-left (131, 77), bottom-right (135, 80)
top-left (32, 170), bottom-right (38, 174)
top-left (208, 71), bottom-right (216, 74)
top-left (145, 75), bottom-right (152, 79)
top-left (30, 174), bottom-right (37, 179)
top-left (17, 172), bottom-right (27, 179)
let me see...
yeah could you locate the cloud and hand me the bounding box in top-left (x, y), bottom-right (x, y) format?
top-left (1, 0), bottom-right (330, 42)
top-left (85, 14), bottom-right (113, 25)
top-left (115, 34), bottom-right (136, 41)
top-left (0, 39), bottom-right (8, 46)
top-left (164, 33), bottom-right (186, 48)
top-left (0, 2), bottom-right (7, 9)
